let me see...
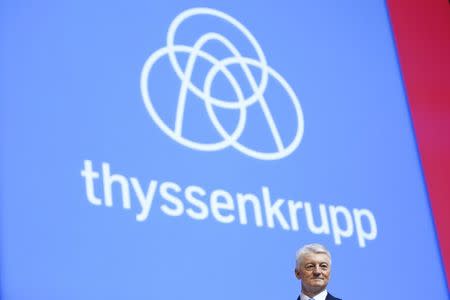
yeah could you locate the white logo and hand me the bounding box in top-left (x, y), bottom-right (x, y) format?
top-left (140, 8), bottom-right (304, 160)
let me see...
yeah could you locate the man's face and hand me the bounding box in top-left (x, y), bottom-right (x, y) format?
top-left (295, 252), bottom-right (331, 294)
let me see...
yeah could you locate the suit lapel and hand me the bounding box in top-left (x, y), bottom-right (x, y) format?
top-left (326, 293), bottom-right (336, 300)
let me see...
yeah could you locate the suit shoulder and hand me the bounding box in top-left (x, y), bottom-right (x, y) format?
top-left (326, 293), bottom-right (342, 300)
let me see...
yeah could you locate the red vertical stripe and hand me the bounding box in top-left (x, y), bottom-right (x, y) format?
top-left (387, 0), bottom-right (450, 287)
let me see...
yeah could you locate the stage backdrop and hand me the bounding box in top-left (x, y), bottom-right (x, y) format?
top-left (0, 1), bottom-right (447, 299)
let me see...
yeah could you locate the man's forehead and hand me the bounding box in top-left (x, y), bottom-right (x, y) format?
top-left (301, 252), bottom-right (330, 264)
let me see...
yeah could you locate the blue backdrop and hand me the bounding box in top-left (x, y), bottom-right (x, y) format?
top-left (0, 1), bottom-right (447, 299)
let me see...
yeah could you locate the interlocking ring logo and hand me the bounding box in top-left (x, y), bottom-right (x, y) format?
top-left (140, 8), bottom-right (304, 160)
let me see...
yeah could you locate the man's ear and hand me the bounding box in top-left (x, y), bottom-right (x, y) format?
top-left (295, 268), bottom-right (301, 280)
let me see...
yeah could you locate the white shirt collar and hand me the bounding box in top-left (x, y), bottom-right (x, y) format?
top-left (300, 289), bottom-right (328, 300)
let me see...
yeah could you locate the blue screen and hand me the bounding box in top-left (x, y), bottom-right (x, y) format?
top-left (0, 1), bottom-right (447, 299)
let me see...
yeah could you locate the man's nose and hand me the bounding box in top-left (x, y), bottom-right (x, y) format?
top-left (312, 265), bottom-right (322, 274)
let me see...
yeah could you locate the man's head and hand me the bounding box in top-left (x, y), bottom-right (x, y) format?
top-left (295, 243), bottom-right (331, 297)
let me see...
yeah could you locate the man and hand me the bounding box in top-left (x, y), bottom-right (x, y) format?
top-left (294, 243), bottom-right (342, 300)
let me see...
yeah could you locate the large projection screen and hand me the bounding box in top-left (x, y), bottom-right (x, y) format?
top-left (0, 1), bottom-right (447, 299)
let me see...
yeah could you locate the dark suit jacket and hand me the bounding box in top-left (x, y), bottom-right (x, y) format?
top-left (297, 292), bottom-right (342, 300)
top-left (326, 293), bottom-right (342, 300)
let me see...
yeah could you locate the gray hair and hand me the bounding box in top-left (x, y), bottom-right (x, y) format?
top-left (295, 243), bottom-right (331, 268)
